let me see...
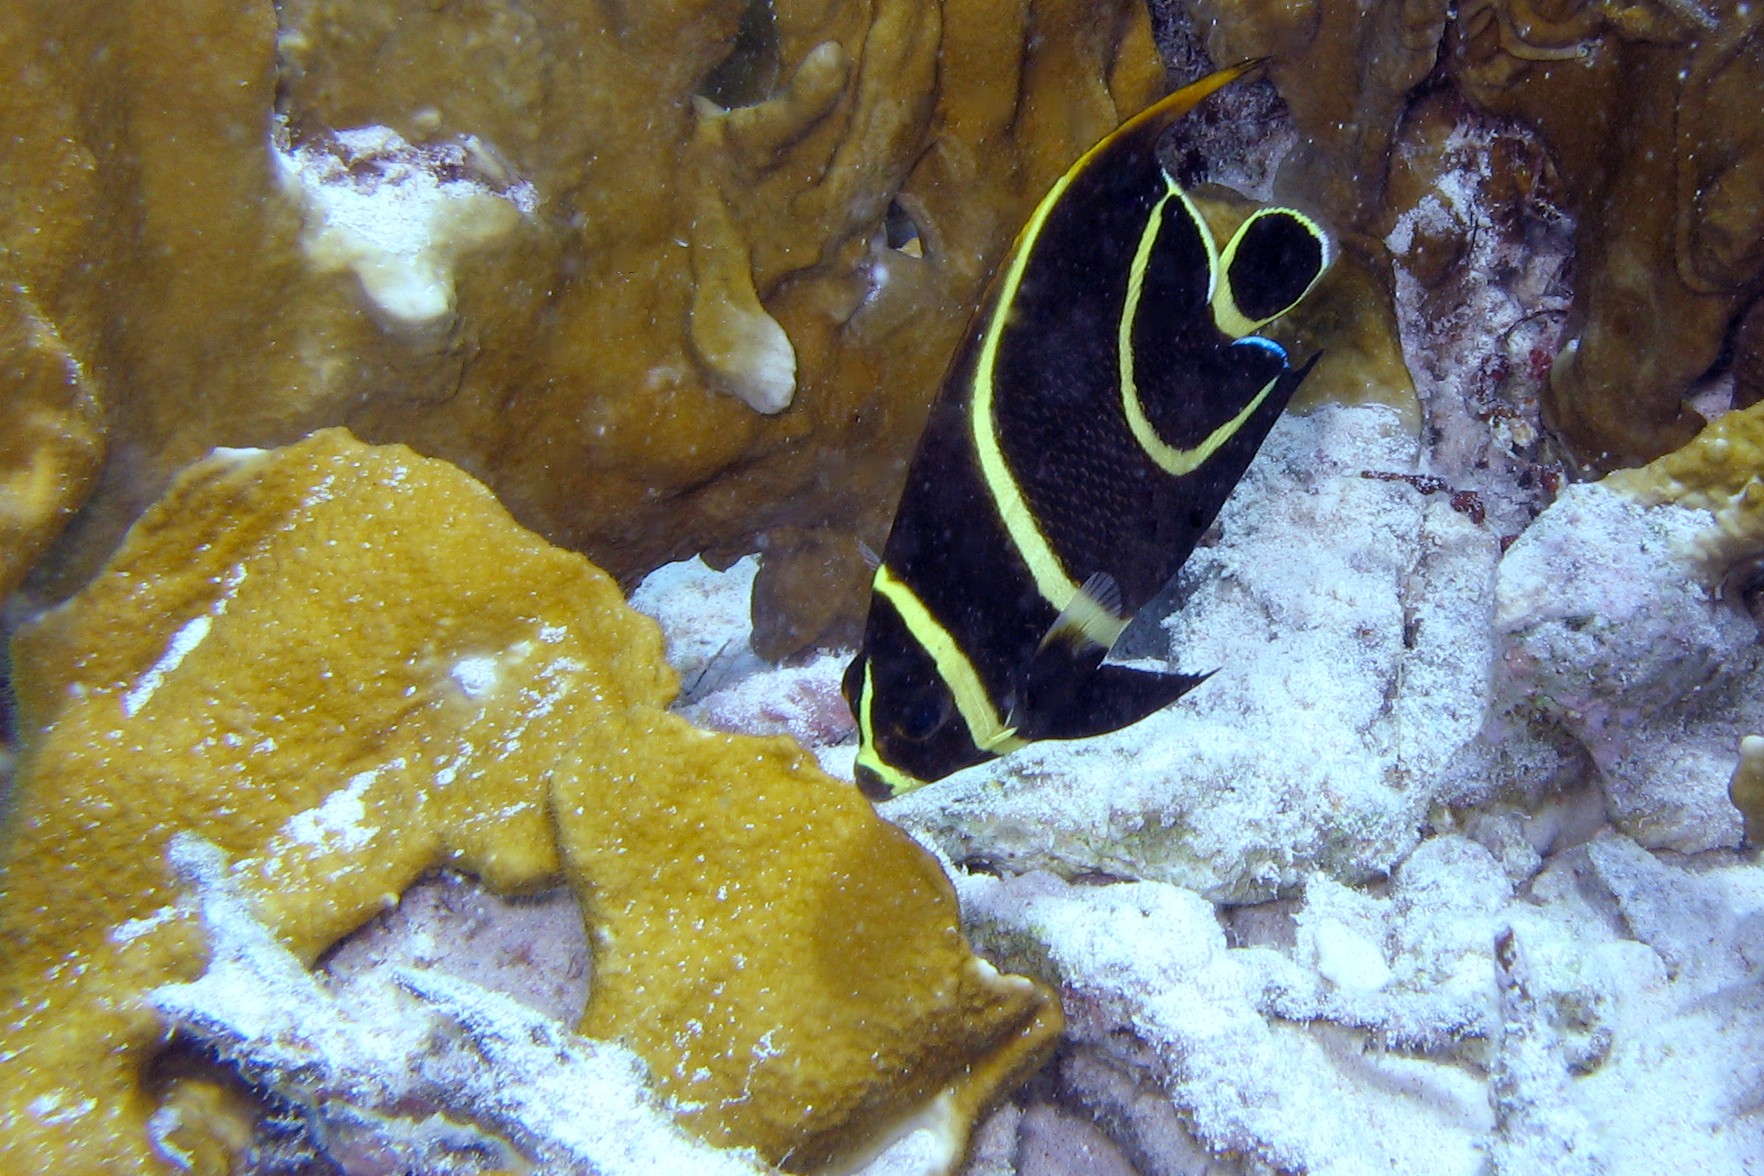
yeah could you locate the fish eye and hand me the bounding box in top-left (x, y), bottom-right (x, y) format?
top-left (893, 691), bottom-right (953, 742)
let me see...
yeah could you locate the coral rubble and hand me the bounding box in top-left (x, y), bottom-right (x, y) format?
top-left (887, 401), bottom-right (1508, 904)
top-left (1496, 479), bottom-right (1761, 854)
top-left (1, 0), bottom-right (1167, 659)
top-left (656, 386), bottom-right (1764, 1172)
top-left (1498, 401), bottom-right (1764, 853)
top-left (941, 829), bottom-right (1764, 1174)
top-left (0, 429), bottom-right (1057, 1174)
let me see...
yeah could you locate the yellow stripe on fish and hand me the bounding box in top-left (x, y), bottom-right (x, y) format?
top-left (844, 62), bottom-right (1331, 799)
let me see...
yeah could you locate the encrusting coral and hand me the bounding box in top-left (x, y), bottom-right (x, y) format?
top-left (1182, 0), bottom-right (1764, 472)
top-left (0, 429), bottom-right (1058, 1174)
top-left (1451, 0), bottom-right (1764, 469)
top-left (0, 0), bottom-right (1167, 662)
top-left (1730, 735), bottom-right (1764, 846)
top-left (0, 284), bottom-right (104, 602)
top-left (1602, 397), bottom-right (1764, 575)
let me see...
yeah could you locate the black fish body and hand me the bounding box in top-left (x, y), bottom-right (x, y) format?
top-left (846, 64), bottom-right (1330, 799)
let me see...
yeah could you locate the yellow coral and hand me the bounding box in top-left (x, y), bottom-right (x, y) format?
top-left (1, 0), bottom-right (1168, 662)
top-left (1604, 399), bottom-right (1764, 574)
top-left (0, 429), bottom-right (1057, 1174)
top-left (1729, 735), bottom-right (1764, 847)
top-left (0, 283), bottom-right (104, 599)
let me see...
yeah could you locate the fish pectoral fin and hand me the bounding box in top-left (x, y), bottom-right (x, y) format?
top-left (1017, 662), bottom-right (1212, 742)
top-left (977, 724), bottom-right (1021, 753)
top-left (1037, 571), bottom-right (1128, 657)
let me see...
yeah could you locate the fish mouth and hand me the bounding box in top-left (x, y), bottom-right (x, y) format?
top-left (853, 763), bottom-right (896, 801)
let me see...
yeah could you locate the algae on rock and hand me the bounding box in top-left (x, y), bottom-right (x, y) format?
top-left (1451, 0), bottom-right (1764, 469)
top-left (0, 429), bottom-right (1058, 1175)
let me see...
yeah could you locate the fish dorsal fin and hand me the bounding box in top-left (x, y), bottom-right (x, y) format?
top-left (857, 540), bottom-right (881, 571)
top-left (1037, 571), bottom-right (1128, 656)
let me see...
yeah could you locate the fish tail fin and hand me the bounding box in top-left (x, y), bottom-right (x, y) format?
top-left (1012, 652), bottom-right (1212, 743)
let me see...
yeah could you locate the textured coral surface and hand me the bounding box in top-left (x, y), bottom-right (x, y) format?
top-left (1181, 0), bottom-right (1764, 471)
top-left (0, 430), bottom-right (1056, 1174)
top-left (0, 0), bottom-right (1165, 659)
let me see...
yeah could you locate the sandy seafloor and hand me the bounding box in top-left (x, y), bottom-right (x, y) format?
top-left (630, 378), bottom-right (1764, 1176)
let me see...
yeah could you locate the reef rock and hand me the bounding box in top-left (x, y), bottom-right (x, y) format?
top-left (886, 400), bottom-right (1510, 904)
top-left (1450, 0), bottom-right (1764, 469)
top-left (2, 0), bottom-right (1166, 661)
top-left (648, 397), bottom-right (1764, 1173)
top-left (946, 829), bottom-right (1764, 1174)
top-left (1498, 401), bottom-right (1764, 853)
top-left (0, 428), bottom-right (1057, 1175)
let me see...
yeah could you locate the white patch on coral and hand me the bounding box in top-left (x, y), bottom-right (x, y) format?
top-left (434, 752), bottom-right (468, 789)
top-left (450, 654), bottom-right (499, 699)
top-left (717, 307), bottom-right (796, 414)
top-left (208, 446), bottom-right (269, 466)
top-left (122, 614), bottom-right (212, 717)
top-left (27, 1092), bottom-right (97, 1125)
top-left (122, 566), bottom-right (248, 717)
top-left (285, 768), bottom-right (383, 854)
top-left (274, 124), bottom-right (535, 327)
top-left (110, 904), bottom-right (177, 948)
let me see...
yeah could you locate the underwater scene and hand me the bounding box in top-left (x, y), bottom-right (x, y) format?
top-left (3, 0), bottom-right (1764, 1172)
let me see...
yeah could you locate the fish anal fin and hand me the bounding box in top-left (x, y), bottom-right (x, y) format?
top-left (1019, 663), bottom-right (1212, 742)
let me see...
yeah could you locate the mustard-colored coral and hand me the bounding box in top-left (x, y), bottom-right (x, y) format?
top-left (0, 283), bottom-right (104, 600)
top-left (1451, 0), bottom-right (1764, 468)
top-left (1, 0), bottom-right (1166, 662)
top-left (1603, 398), bottom-right (1764, 574)
top-left (0, 429), bottom-right (1057, 1174)
top-left (1729, 735), bottom-right (1764, 847)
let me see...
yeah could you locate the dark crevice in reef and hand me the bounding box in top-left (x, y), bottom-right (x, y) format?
top-left (698, 0), bottom-right (782, 109)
